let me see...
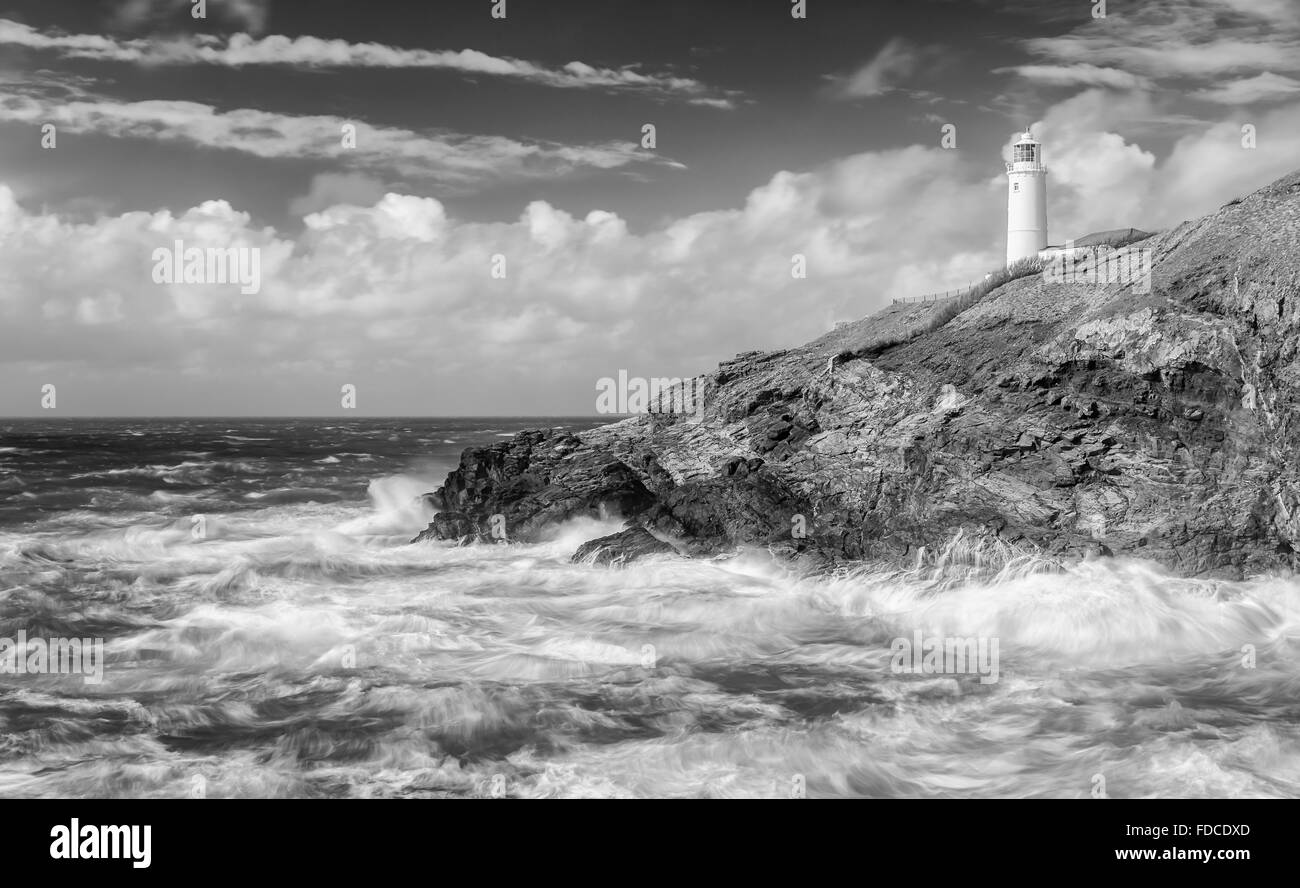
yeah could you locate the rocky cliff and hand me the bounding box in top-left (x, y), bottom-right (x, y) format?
top-left (416, 169), bottom-right (1300, 579)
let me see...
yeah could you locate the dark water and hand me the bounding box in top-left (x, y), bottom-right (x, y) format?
top-left (0, 419), bottom-right (1298, 798)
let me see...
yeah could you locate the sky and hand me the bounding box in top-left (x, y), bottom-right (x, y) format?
top-left (1, 0), bottom-right (1299, 416)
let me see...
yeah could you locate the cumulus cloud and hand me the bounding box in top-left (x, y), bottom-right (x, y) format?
top-left (288, 172), bottom-right (388, 217)
top-left (1028, 94), bottom-right (1160, 239)
top-left (0, 91), bottom-right (671, 185)
top-left (1025, 90), bottom-right (1300, 238)
top-left (0, 18), bottom-right (738, 106)
top-left (2, 96), bottom-right (1298, 414)
top-left (0, 146), bottom-right (1005, 413)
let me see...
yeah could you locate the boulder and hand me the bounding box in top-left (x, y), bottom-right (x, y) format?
top-left (571, 526), bottom-right (681, 566)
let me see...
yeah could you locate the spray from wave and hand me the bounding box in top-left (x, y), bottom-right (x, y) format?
top-left (0, 419), bottom-right (1297, 798)
top-left (334, 474), bottom-right (439, 538)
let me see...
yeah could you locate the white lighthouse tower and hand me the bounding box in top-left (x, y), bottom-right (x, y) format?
top-left (1005, 130), bottom-right (1047, 265)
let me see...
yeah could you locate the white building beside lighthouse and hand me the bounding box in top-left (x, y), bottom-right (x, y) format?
top-left (1005, 130), bottom-right (1048, 265)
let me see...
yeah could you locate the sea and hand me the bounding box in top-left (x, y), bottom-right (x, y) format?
top-left (0, 418), bottom-right (1297, 798)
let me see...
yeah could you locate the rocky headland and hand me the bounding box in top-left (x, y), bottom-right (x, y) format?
top-left (415, 170), bottom-right (1300, 579)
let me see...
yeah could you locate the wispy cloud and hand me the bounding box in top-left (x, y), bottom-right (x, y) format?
top-left (110, 0), bottom-right (271, 34)
top-left (1191, 72), bottom-right (1300, 105)
top-left (826, 37), bottom-right (940, 100)
top-left (0, 19), bottom-right (739, 107)
top-left (1018, 0), bottom-right (1300, 84)
top-left (0, 90), bottom-right (681, 186)
top-left (995, 64), bottom-right (1150, 91)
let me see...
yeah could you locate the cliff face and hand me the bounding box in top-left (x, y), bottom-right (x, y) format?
top-left (418, 170), bottom-right (1300, 579)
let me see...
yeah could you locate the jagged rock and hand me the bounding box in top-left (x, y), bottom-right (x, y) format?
top-left (414, 168), bottom-right (1300, 579)
top-left (410, 430), bottom-right (658, 544)
top-left (571, 526), bottom-right (680, 566)
top-left (410, 511), bottom-right (495, 544)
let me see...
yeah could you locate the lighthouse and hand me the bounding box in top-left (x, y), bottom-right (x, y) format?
top-left (1005, 130), bottom-right (1047, 265)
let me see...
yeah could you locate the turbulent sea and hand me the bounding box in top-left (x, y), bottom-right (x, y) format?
top-left (1, 418), bottom-right (1298, 799)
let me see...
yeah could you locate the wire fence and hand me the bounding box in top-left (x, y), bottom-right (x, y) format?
top-left (892, 282), bottom-right (976, 305)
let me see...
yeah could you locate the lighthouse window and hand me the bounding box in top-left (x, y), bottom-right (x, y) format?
top-left (1013, 145), bottom-right (1036, 163)
top-left (1013, 183), bottom-right (1020, 192)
